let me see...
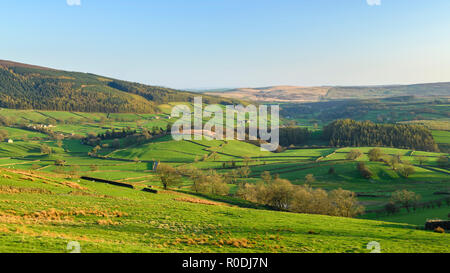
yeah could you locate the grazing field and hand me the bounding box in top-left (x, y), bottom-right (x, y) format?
top-left (1, 168), bottom-right (449, 253)
top-left (0, 108), bottom-right (449, 253)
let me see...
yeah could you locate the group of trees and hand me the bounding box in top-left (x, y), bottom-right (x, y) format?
top-left (155, 164), bottom-right (365, 219)
top-left (346, 149), bottom-right (363, 160)
top-left (279, 127), bottom-right (311, 146)
top-left (108, 80), bottom-right (241, 106)
top-left (97, 128), bottom-right (137, 141)
top-left (237, 171), bottom-right (364, 217)
top-left (155, 164), bottom-right (230, 195)
top-left (323, 119), bottom-right (439, 152)
top-left (348, 148), bottom-right (417, 179)
top-left (0, 64), bottom-right (243, 114)
top-left (385, 190), bottom-right (421, 215)
top-left (83, 126), bottom-right (169, 148)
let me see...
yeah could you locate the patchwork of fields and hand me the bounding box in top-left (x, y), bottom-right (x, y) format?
top-left (1, 168), bottom-right (449, 253)
top-left (0, 108), bottom-right (449, 253)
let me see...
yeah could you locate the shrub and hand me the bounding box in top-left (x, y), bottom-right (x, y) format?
top-left (239, 180), bottom-right (364, 217)
top-left (397, 165), bottom-right (415, 178)
top-left (40, 144), bottom-right (52, 155)
top-left (266, 179), bottom-right (295, 210)
top-left (346, 149), bottom-right (362, 160)
top-left (305, 174), bottom-right (316, 184)
top-left (328, 188), bottom-right (365, 217)
top-left (54, 159), bottom-right (66, 166)
top-left (368, 148), bottom-right (384, 162)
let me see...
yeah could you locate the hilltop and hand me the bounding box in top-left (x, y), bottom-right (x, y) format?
top-left (203, 83), bottom-right (450, 102)
top-left (0, 60), bottom-right (241, 114)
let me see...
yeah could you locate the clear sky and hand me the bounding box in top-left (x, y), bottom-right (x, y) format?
top-left (1, 0), bottom-right (450, 89)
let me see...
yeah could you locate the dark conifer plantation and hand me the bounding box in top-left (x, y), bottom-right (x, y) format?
top-left (323, 119), bottom-right (439, 152)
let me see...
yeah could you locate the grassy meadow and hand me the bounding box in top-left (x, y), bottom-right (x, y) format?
top-left (0, 106), bottom-right (449, 253)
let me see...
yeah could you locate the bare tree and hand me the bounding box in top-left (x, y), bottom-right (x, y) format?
top-left (156, 164), bottom-right (182, 190)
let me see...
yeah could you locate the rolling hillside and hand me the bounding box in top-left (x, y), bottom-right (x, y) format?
top-left (0, 60), bottom-right (240, 114)
top-left (204, 83), bottom-right (450, 102)
top-left (1, 167), bottom-right (449, 253)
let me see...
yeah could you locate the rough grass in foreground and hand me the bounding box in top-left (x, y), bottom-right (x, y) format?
top-left (0, 168), bottom-right (449, 253)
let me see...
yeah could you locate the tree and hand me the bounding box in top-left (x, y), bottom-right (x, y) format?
top-left (387, 155), bottom-right (401, 170)
top-left (40, 144), bottom-right (52, 155)
top-left (207, 171), bottom-right (229, 195)
top-left (156, 164), bottom-right (181, 190)
top-left (329, 188), bottom-right (365, 217)
top-left (346, 149), bottom-right (362, 160)
top-left (416, 156), bottom-right (427, 165)
top-left (238, 167), bottom-right (251, 178)
top-left (191, 170), bottom-right (229, 195)
top-left (54, 158), bottom-right (66, 166)
top-left (397, 165), bottom-right (415, 178)
top-left (266, 179), bottom-right (294, 210)
top-left (390, 190), bottom-right (421, 212)
top-left (56, 139), bottom-right (63, 148)
top-left (237, 183), bottom-right (258, 202)
top-left (305, 174), bottom-right (316, 184)
top-left (368, 148), bottom-right (384, 162)
top-left (261, 171), bottom-right (272, 184)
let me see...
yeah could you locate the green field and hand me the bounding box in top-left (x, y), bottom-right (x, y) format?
top-left (0, 107), bottom-right (449, 253)
top-left (1, 168), bottom-right (449, 253)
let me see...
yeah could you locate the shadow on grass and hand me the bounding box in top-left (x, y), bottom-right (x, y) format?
top-left (175, 189), bottom-right (275, 210)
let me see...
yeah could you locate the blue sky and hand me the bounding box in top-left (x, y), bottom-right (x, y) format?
top-left (1, 0), bottom-right (450, 89)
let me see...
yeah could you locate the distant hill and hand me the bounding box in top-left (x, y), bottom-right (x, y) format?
top-left (0, 60), bottom-right (240, 113)
top-left (204, 83), bottom-right (450, 102)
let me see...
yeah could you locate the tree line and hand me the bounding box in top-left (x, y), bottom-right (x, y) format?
top-left (323, 119), bottom-right (439, 152)
top-left (155, 164), bottom-right (364, 218)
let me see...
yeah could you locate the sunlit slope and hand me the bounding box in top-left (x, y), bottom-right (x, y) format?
top-left (0, 168), bottom-right (449, 253)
